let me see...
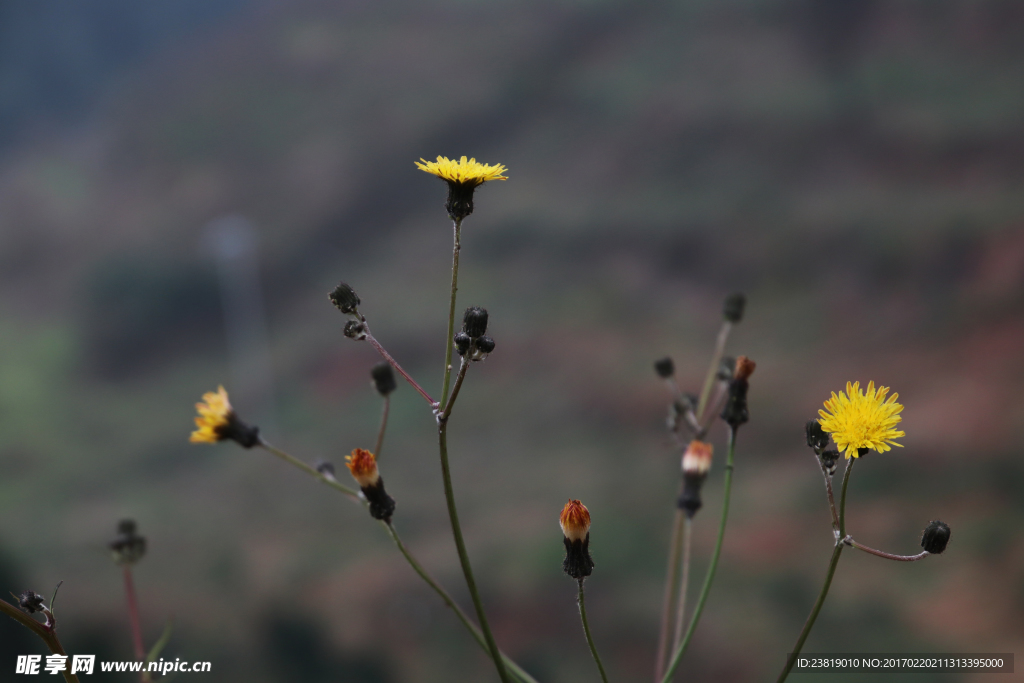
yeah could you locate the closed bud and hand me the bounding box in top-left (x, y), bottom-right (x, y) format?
top-left (654, 357), bottom-right (675, 378)
top-left (723, 292), bottom-right (746, 323)
top-left (109, 519), bottom-right (147, 566)
top-left (560, 500), bottom-right (594, 580)
top-left (343, 320), bottom-right (367, 340)
top-left (329, 282), bottom-right (361, 314)
top-left (462, 307), bottom-right (489, 338)
top-left (371, 362), bottom-right (397, 396)
top-left (820, 449), bottom-right (839, 477)
top-left (474, 335), bottom-right (495, 355)
top-left (921, 520), bottom-right (950, 554)
top-left (806, 420), bottom-right (829, 454)
top-left (454, 332), bottom-right (472, 356)
top-left (18, 591), bottom-right (45, 614)
top-left (721, 358), bottom-right (755, 429)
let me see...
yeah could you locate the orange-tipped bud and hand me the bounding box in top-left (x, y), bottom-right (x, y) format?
top-left (345, 448), bottom-right (380, 488)
top-left (734, 356), bottom-right (756, 381)
top-left (681, 440), bottom-right (714, 476)
top-left (559, 499), bottom-right (591, 542)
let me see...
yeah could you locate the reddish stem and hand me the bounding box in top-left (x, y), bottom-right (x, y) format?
top-left (363, 329), bottom-right (436, 407)
top-left (123, 567), bottom-right (146, 664)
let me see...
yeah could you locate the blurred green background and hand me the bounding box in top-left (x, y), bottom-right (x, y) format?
top-left (1, 0), bottom-right (1022, 681)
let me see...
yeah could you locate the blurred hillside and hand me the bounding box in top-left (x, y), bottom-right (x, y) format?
top-left (1, 1), bottom-right (1022, 682)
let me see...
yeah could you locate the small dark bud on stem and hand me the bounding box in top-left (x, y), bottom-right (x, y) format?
top-left (921, 520), bottom-right (950, 554)
top-left (371, 362), bottom-right (397, 396)
top-left (820, 449), bottom-right (839, 476)
top-left (343, 320), bottom-right (367, 340)
top-left (723, 292), bottom-right (746, 323)
top-left (454, 332), bottom-right (471, 356)
top-left (18, 591), bottom-right (45, 614)
top-left (110, 519), bottom-right (147, 565)
top-left (329, 282), bottom-right (361, 314)
top-left (474, 335), bottom-right (495, 355)
top-left (462, 307), bottom-right (489, 338)
top-left (654, 357), bottom-right (675, 378)
top-left (806, 420), bottom-right (830, 454)
top-left (721, 358), bottom-right (755, 429)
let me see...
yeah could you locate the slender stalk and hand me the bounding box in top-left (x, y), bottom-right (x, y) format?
top-left (843, 537), bottom-right (929, 562)
top-left (577, 579), bottom-right (610, 683)
top-left (441, 361), bottom-right (469, 422)
top-left (382, 522), bottom-right (539, 683)
top-left (670, 517), bottom-right (694, 656)
top-left (654, 508), bottom-right (684, 681)
top-left (364, 328), bottom-right (436, 407)
top-left (373, 396), bottom-right (390, 459)
top-left (437, 422), bottom-right (511, 682)
top-left (695, 321), bottom-right (731, 421)
top-left (661, 427), bottom-right (738, 683)
top-left (122, 567), bottom-right (146, 663)
top-left (775, 458), bottom-right (856, 683)
top-left (820, 466), bottom-right (840, 532)
top-left (0, 600), bottom-right (80, 683)
top-left (440, 218), bottom-right (463, 408)
top-left (257, 440), bottom-right (361, 501)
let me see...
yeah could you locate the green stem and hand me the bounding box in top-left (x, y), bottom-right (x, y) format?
top-left (257, 440), bottom-right (361, 501)
top-left (578, 580), bottom-right (610, 683)
top-left (653, 508), bottom-right (684, 681)
top-left (438, 423), bottom-right (511, 683)
top-left (440, 218), bottom-right (463, 409)
top-left (661, 427), bottom-right (738, 683)
top-left (382, 522), bottom-right (539, 683)
top-left (775, 458), bottom-right (855, 683)
top-left (0, 600), bottom-right (80, 683)
top-left (373, 396), bottom-right (390, 459)
top-left (670, 517), bottom-right (694, 655)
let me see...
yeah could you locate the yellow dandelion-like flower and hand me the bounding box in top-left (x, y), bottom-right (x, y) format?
top-left (818, 381), bottom-right (905, 458)
top-left (415, 155), bottom-right (508, 221)
top-left (190, 386), bottom-right (232, 443)
top-left (189, 386), bottom-right (260, 448)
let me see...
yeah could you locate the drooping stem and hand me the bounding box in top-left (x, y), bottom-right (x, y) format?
top-left (654, 508), bottom-right (684, 681)
top-left (0, 600), bottom-right (80, 683)
top-left (695, 321), bottom-right (732, 421)
top-left (440, 218), bottom-right (463, 409)
top-left (364, 329), bottom-right (436, 407)
top-left (257, 440), bottom-right (361, 501)
top-left (670, 517), bottom-right (694, 657)
top-left (122, 567), bottom-right (145, 663)
top-left (843, 537), bottom-right (929, 562)
top-left (775, 458), bottom-right (856, 683)
top-left (374, 396), bottom-right (390, 459)
top-left (438, 422), bottom-right (510, 683)
top-left (578, 579), bottom-right (611, 683)
top-left (383, 522), bottom-right (539, 683)
top-left (661, 427), bottom-right (738, 683)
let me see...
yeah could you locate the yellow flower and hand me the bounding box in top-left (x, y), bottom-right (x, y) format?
top-left (818, 381), bottom-right (905, 458)
top-left (190, 386), bottom-right (232, 443)
top-left (189, 386), bottom-right (260, 448)
top-left (415, 156), bottom-right (508, 185)
top-left (415, 155), bottom-right (508, 221)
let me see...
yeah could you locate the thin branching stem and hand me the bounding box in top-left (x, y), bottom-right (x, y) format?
top-left (695, 321), bottom-right (731, 421)
top-left (373, 396), bottom-right (390, 459)
top-left (578, 579), bottom-right (610, 683)
top-left (438, 422), bottom-right (511, 683)
top-left (654, 507), bottom-right (684, 681)
top-left (122, 567), bottom-right (146, 670)
top-left (0, 600), bottom-right (80, 683)
top-left (670, 516), bottom-right (694, 657)
top-left (257, 440), bottom-right (361, 501)
top-left (776, 458), bottom-right (856, 683)
top-left (441, 361), bottom-right (469, 422)
top-left (820, 465), bottom-right (840, 532)
top-left (363, 328), bottom-right (436, 407)
top-left (843, 537), bottom-right (929, 562)
top-left (661, 427), bottom-right (738, 683)
top-left (440, 217), bottom-right (463, 408)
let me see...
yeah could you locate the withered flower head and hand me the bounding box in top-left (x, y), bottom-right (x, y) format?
top-left (559, 500), bottom-right (594, 580)
top-left (416, 156), bottom-right (508, 221)
top-left (189, 386), bottom-right (260, 448)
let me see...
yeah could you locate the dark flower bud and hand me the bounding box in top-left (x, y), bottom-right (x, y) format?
top-left (474, 335), bottom-right (495, 355)
top-left (820, 449), bottom-right (839, 477)
top-left (343, 320), bottom-right (367, 340)
top-left (921, 521), bottom-right (950, 554)
top-left (329, 282), bottom-right (361, 314)
top-left (110, 519), bottom-right (147, 566)
top-left (370, 362), bottom-right (397, 396)
top-left (454, 332), bottom-right (472, 356)
top-left (717, 357), bottom-right (736, 382)
top-left (806, 420), bottom-right (830, 454)
top-left (316, 461), bottom-right (336, 479)
top-left (18, 591), bottom-right (45, 614)
top-left (654, 357), bottom-right (675, 378)
top-left (462, 306), bottom-right (489, 338)
top-left (721, 359), bottom-right (755, 429)
top-left (723, 292), bottom-right (746, 323)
